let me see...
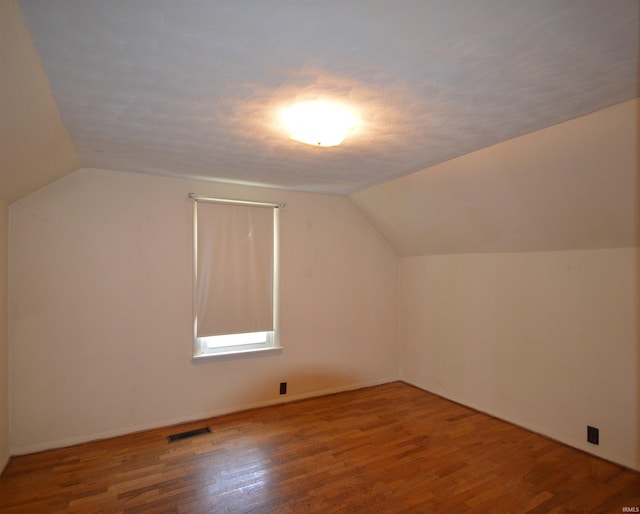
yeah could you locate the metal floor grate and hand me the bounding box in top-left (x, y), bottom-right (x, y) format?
top-left (167, 426), bottom-right (211, 443)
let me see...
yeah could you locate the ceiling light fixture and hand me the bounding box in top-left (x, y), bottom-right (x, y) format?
top-left (281, 101), bottom-right (358, 147)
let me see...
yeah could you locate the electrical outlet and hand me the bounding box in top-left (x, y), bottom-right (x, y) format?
top-left (279, 382), bottom-right (287, 395)
top-left (587, 425), bottom-right (599, 445)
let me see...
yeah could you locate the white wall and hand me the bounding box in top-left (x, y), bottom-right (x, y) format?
top-left (351, 99), bottom-right (639, 471)
top-left (400, 249), bottom-right (639, 471)
top-left (0, 201), bottom-right (9, 472)
top-left (8, 168), bottom-right (398, 454)
top-left (1, 0), bottom-right (80, 471)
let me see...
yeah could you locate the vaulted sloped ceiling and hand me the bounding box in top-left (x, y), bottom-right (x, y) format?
top-left (0, 0), bottom-right (80, 204)
top-left (16, 0), bottom-right (638, 197)
top-left (351, 99), bottom-right (638, 256)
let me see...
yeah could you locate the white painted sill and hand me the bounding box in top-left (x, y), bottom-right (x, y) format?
top-left (192, 345), bottom-right (283, 362)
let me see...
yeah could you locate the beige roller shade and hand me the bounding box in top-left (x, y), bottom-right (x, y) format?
top-left (195, 201), bottom-right (274, 338)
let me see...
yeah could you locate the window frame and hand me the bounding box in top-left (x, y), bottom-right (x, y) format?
top-left (190, 194), bottom-right (283, 360)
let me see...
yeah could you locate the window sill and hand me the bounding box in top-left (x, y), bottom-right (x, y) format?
top-left (192, 345), bottom-right (283, 362)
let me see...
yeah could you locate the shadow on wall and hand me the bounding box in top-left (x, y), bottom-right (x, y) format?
top-left (193, 355), bottom-right (382, 412)
top-left (259, 370), bottom-right (372, 401)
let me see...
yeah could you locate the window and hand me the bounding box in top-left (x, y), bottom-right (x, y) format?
top-left (191, 195), bottom-right (282, 358)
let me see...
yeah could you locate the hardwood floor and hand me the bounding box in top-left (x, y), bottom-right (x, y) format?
top-left (1, 382), bottom-right (638, 513)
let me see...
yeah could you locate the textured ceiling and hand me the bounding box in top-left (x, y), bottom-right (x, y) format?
top-left (18, 0), bottom-right (639, 195)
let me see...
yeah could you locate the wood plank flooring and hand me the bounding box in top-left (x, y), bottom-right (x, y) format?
top-left (1, 382), bottom-right (638, 513)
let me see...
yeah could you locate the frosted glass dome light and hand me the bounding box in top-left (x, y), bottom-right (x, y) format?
top-left (281, 101), bottom-right (358, 147)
